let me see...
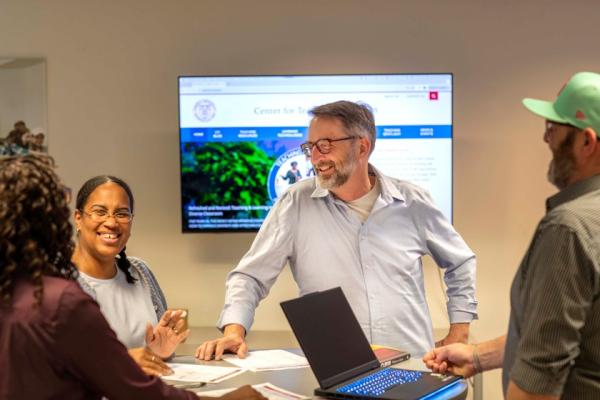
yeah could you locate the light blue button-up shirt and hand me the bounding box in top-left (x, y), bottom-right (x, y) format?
top-left (218, 165), bottom-right (477, 356)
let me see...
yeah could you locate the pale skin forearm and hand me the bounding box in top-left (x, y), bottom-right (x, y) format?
top-left (223, 323), bottom-right (246, 338)
top-left (474, 335), bottom-right (506, 372)
top-left (448, 323), bottom-right (469, 343)
top-left (423, 334), bottom-right (506, 378)
top-left (437, 323), bottom-right (470, 346)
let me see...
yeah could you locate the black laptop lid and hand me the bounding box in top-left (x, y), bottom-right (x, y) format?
top-left (281, 287), bottom-right (380, 388)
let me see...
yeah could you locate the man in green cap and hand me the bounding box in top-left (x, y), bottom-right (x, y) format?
top-left (423, 72), bottom-right (600, 399)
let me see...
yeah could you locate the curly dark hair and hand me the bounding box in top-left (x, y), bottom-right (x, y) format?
top-left (75, 175), bottom-right (137, 284)
top-left (0, 154), bottom-right (77, 306)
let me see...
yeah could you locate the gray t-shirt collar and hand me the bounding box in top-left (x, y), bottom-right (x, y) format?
top-left (310, 163), bottom-right (405, 204)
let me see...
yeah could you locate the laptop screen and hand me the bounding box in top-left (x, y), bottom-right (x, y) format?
top-left (281, 287), bottom-right (379, 387)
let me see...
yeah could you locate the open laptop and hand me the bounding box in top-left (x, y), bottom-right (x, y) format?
top-left (280, 287), bottom-right (462, 400)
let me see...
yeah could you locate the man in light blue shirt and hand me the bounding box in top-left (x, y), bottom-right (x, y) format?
top-left (196, 100), bottom-right (477, 360)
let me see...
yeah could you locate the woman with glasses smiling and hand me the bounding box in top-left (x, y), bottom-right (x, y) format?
top-left (0, 155), bottom-right (268, 399)
top-left (71, 175), bottom-right (187, 377)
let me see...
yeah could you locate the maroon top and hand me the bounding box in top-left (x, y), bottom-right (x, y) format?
top-left (0, 276), bottom-right (197, 400)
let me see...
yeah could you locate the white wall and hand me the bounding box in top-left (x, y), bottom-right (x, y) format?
top-left (2, 1), bottom-right (600, 399)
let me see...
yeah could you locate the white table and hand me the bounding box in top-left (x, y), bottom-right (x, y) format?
top-left (172, 327), bottom-right (473, 399)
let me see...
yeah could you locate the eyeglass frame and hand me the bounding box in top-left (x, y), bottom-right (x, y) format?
top-left (545, 120), bottom-right (578, 131)
top-left (79, 208), bottom-right (134, 223)
top-left (544, 120), bottom-right (586, 141)
top-left (544, 121), bottom-right (600, 146)
top-left (300, 135), bottom-right (360, 157)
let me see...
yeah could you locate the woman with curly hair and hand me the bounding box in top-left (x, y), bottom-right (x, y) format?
top-left (72, 175), bottom-right (187, 376)
top-left (0, 154), bottom-right (264, 400)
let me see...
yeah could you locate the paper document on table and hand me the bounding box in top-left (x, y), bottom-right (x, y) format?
top-left (222, 349), bottom-right (309, 371)
top-left (196, 382), bottom-right (309, 400)
top-left (163, 363), bottom-right (244, 383)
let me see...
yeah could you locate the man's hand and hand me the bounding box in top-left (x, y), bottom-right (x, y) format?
top-left (195, 324), bottom-right (247, 361)
top-left (128, 347), bottom-right (173, 377)
top-left (146, 309), bottom-right (190, 358)
top-left (425, 335), bottom-right (506, 378)
top-left (435, 323), bottom-right (469, 347)
top-left (422, 343), bottom-right (476, 378)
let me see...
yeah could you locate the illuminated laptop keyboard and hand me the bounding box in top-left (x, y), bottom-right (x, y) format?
top-left (336, 368), bottom-right (423, 396)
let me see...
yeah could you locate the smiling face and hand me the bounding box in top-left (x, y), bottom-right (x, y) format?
top-left (74, 182), bottom-right (132, 262)
top-left (308, 116), bottom-right (360, 190)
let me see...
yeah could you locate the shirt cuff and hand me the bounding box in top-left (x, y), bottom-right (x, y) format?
top-left (510, 358), bottom-right (567, 396)
top-left (216, 303), bottom-right (255, 333)
top-left (447, 300), bottom-right (478, 323)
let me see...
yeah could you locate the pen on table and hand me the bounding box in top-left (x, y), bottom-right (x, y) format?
top-left (172, 381), bottom-right (207, 389)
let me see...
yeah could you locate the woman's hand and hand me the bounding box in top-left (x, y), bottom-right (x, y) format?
top-left (128, 347), bottom-right (173, 376)
top-left (145, 309), bottom-right (190, 358)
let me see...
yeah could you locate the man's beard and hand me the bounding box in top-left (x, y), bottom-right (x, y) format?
top-left (315, 151), bottom-right (357, 190)
top-left (547, 131), bottom-right (577, 190)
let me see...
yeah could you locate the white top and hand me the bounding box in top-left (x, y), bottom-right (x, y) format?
top-left (347, 178), bottom-right (381, 222)
top-left (79, 267), bottom-right (158, 349)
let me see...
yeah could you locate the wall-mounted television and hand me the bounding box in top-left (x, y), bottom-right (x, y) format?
top-left (179, 73), bottom-right (452, 232)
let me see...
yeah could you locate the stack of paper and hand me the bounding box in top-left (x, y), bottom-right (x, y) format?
top-left (222, 349), bottom-right (309, 372)
top-left (163, 363), bottom-right (244, 384)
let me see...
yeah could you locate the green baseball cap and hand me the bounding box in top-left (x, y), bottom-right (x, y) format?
top-left (523, 71), bottom-right (600, 134)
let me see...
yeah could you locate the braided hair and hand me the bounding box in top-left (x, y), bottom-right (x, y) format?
top-left (0, 154), bottom-right (77, 306)
top-left (75, 176), bottom-right (137, 284)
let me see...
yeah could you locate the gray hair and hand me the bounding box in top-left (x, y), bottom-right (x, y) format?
top-left (309, 100), bottom-right (376, 154)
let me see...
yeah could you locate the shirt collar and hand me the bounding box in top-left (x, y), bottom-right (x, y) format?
top-left (310, 181), bottom-right (329, 198)
top-left (546, 174), bottom-right (600, 212)
top-left (310, 164), bottom-right (405, 203)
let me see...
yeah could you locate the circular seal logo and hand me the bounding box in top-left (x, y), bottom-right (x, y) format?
top-left (267, 148), bottom-right (315, 201)
top-left (193, 99), bottom-right (216, 122)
